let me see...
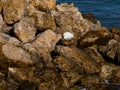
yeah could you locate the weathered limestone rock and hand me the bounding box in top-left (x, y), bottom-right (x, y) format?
top-left (100, 63), bottom-right (118, 79)
top-left (78, 27), bottom-right (111, 48)
top-left (56, 3), bottom-right (83, 20)
top-left (14, 17), bottom-right (36, 42)
top-left (33, 30), bottom-right (61, 53)
top-left (30, 0), bottom-right (56, 11)
top-left (0, 0), bottom-right (3, 13)
top-left (98, 36), bottom-right (120, 65)
top-left (0, 14), bottom-right (4, 29)
top-left (3, 0), bottom-right (26, 24)
top-left (32, 30), bottom-right (61, 67)
top-left (110, 27), bottom-right (120, 36)
top-left (83, 45), bottom-right (105, 64)
top-left (26, 5), bottom-right (56, 30)
top-left (0, 14), bottom-right (12, 33)
top-left (82, 13), bottom-right (97, 24)
top-left (0, 43), bottom-right (38, 67)
top-left (0, 32), bottom-right (20, 45)
top-left (56, 46), bottom-right (100, 74)
top-left (54, 56), bottom-right (75, 72)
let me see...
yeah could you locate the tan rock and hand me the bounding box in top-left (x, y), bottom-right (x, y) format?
top-left (0, 0), bottom-right (3, 13)
top-left (0, 14), bottom-right (12, 33)
top-left (30, 0), bottom-right (56, 11)
top-left (0, 43), bottom-right (38, 67)
top-left (56, 46), bottom-right (100, 74)
top-left (33, 30), bottom-right (61, 53)
top-left (78, 27), bottom-right (111, 48)
top-left (83, 45), bottom-right (105, 64)
top-left (54, 56), bottom-right (75, 72)
top-left (14, 17), bottom-right (36, 42)
top-left (34, 12), bottom-right (56, 30)
top-left (3, 0), bottom-right (26, 24)
top-left (0, 14), bottom-right (4, 28)
top-left (0, 32), bottom-right (20, 45)
top-left (32, 30), bottom-right (61, 67)
top-left (26, 5), bottom-right (56, 30)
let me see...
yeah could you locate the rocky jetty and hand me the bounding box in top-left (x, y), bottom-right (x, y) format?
top-left (0, 0), bottom-right (120, 90)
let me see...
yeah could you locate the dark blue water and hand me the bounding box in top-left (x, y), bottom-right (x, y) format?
top-left (57, 0), bottom-right (120, 29)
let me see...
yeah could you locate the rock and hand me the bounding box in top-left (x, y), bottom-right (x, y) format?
top-left (32, 30), bottom-right (61, 67)
top-left (61, 72), bottom-right (81, 88)
top-left (80, 75), bottom-right (102, 87)
top-left (14, 17), bottom-right (36, 42)
top-left (98, 39), bottom-right (120, 63)
top-left (78, 27), bottom-right (111, 48)
top-left (30, 0), bottom-right (56, 11)
top-left (26, 5), bottom-right (56, 30)
top-left (0, 78), bottom-right (6, 90)
top-left (0, 0), bottom-right (3, 13)
top-left (56, 3), bottom-right (83, 21)
top-left (0, 14), bottom-right (12, 33)
top-left (100, 63), bottom-right (118, 79)
top-left (110, 27), bottom-right (120, 36)
top-left (3, 0), bottom-right (26, 24)
top-left (33, 30), bottom-right (61, 53)
top-left (0, 32), bottom-right (20, 45)
top-left (83, 45), bottom-right (105, 64)
top-left (56, 46), bottom-right (100, 74)
top-left (33, 12), bottom-right (56, 30)
top-left (54, 56), bottom-right (75, 72)
top-left (0, 14), bottom-right (4, 29)
top-left (0, 43), bottom-right (38, 67)
top-left (82, 13), bottom-right (97, 24)
top-left (8, 67), bottom-right (37, 83)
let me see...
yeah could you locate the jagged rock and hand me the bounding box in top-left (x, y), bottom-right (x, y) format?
top-left (30, 0), bottom-right (56, 11)
top-left (8, 67), bottom-right (39, 83)
top-left (52, 3), bottom-right (104, 46)
top-left (83, 45), bottom-right (105, 64)
top-left (32, 30), bottom-right (61, 67)
top-left (80, 75), bottom-right (102, 87)
top-left (14, 17), bottom-right (36, 42)
top-left (78, 27), bottom-right (111, 48)
top-left (110, 27), bottom-right (120, 36)
top-left (56, 3), bottom-right (83, 20)
top-left (0, 14), bottom-right (4, 29)
top-left (54, 56), bottom-right (75, 72)
top-left (82, 13), bottom-right (97, 24)
top-left (0, 14), bottom-right (12, 33)
top-left (3, 0), bottom-right (26, 24)
top-left (0, 78), bottom-right (6, 90)
top-left (33, 30), bottom-right (61, 53)
top-left (56, 46), bottom-right (100, 74)
top-left (0, 43), bottom-right (38, 67)
top-left (26, 5), bottom-right (56, 30)
top-left (98, 38), bottom-right (120, 63)
top-left (0, 32), bottom-right (20, 45)
top-left (0, 0), bottom-right (3, 13)
top-left (100, 63), bottom-right (118, 79)
top-left (61, 72), bottom-right (81, 88)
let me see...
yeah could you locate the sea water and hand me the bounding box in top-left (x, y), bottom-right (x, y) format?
top-left (57, 0), bottom-right (120, 29)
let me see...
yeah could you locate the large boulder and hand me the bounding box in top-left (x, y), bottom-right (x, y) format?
top-left (3, 0), bottom-right (26, 24)
top-left (30, 0), bottom-right (56, 11)
top-left (0, 43), bottom-right (38, 67)
top-left (56, 46), bottom-right (100, 74)
top-left (26, 5), bottom-right (56, 30)
top-left (14, 17), bottom-right (36, 42)
top-left (0, 0), bottom-right (3, 13)
top-left (78, 27), bottom-right (111, 48)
